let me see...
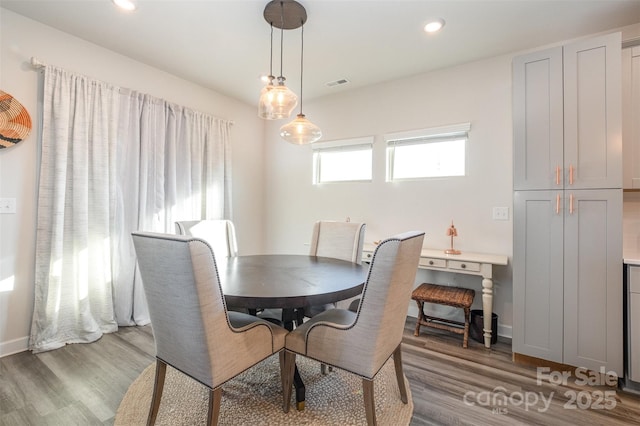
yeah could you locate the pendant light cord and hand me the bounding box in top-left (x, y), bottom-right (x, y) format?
top-left (269, 22), bottom-right (274, 78)
top-left (299, 21), bottom-right (304, 114)
top-left (279, 1), bottom-right (285, 79)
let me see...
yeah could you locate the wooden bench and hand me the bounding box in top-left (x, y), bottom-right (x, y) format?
top-left (411, 283), bottom-right (475, 348)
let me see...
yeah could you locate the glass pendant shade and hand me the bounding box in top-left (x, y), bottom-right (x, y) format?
top-left (258, 78), bottom-right (298, 120)
top-left (280, 113), bottom-right (322, 145)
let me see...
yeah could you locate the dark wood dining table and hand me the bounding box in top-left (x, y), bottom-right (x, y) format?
top-left (217, 254), bottom-right (368, 410)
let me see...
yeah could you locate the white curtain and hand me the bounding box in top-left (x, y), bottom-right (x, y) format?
top-left (30, 66), bottom-right (231, 352)
top-left (112, 91), bottom-right (232, 326)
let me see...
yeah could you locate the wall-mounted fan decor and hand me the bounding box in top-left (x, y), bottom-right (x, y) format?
top-left (0, 90), bottom-right (32, 149)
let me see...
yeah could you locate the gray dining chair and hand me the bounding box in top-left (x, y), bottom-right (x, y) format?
top-left (131, 231), bottom-right (288, 426)
top-left (303, 220), bottom-right (366, 317)
top-left (282, 231), bottom-right (425, 425)
top-left (258, 220), bottom-right (366, 327)
top-left (175, 219), bottom-right (238, 259)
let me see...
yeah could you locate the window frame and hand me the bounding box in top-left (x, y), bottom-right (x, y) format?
top-left (385, 122), bottom-right (471, 182)
top-left (312, 136), bottom-right (374, 184)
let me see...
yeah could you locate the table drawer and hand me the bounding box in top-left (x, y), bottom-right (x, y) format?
top-left (448, 260), bottom-right (481, 272)
top-left (420, 258), bottom-right (447, 268)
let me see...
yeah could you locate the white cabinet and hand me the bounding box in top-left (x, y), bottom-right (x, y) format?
top-left (514, 33), bottom-right (622, 191)
top-left (513, 191), bottom-right (564, 362)
top-left (512, 32), bottom-right (623, 375)
top-left (622, 46), bottom-right (640, 189)
top-left (514, 190), bottom-right (622, 370)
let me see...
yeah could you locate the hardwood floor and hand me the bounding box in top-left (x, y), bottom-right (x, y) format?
top-left (2, 318), bottom-right (639, 425)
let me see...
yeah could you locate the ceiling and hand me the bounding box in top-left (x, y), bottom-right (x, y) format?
top-left (2, 0), bottom-right (640, 106)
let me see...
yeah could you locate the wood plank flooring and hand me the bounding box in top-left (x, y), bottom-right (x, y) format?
top-left (1, 318), bottom-right (639, 425)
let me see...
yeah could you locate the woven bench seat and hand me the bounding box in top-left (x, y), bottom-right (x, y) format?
top-left (411, 283), bottom-right (475, 348)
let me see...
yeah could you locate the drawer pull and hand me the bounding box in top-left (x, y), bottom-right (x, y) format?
top-left (429, 260), bottom-right (434, 265)
top-left (461, 264), bottom-right (466, 269)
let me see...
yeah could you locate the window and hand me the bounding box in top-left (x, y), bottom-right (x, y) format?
top-left (312, 137), bottom-right (373, 183)
top-left (386, 123), bottom-right (470, 181)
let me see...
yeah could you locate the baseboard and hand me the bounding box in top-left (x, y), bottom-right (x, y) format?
top-left (498, 324), bottom-right (512, 340)
top-left (0, 336), bottom-right (29, 358)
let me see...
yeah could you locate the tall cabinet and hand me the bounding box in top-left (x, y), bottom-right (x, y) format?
top-left (512, 32), bottom-right (623, 375)
top-left (622, 45), bottom-right (640, 189)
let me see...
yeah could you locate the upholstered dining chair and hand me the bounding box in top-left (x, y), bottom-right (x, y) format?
top-left (175, 219), bottom-right (238, 260)
top-left (303, 220), bottom-right (366, 318)
top-left (258, 220), bottom-right (366, 327)
top-left (282, 231), bottom-right (425, 425)
top-left (131, 231), bottom-right (288, 426)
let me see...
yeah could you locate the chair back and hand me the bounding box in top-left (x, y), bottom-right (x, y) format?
top-left (132, 231), bottom-right (233, 388)
top-left (351, 231), bottom-right (424, 376)
top-left (175, 219), bottom-right (238, 259)
top-left (309, 220), bottom-right (366, 263)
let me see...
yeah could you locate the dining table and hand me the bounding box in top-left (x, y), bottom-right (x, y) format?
top-left (217, 254), bottom-right (368, 410)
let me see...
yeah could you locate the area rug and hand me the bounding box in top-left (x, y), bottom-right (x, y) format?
top-left (115, 354), bottom-right (413, 425)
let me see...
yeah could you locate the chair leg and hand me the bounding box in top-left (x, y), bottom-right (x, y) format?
top-left (392, 344), bottom-right (408, 404)
top-left (147, 359), bottom-right (167, 426)
top-left (362, 378), bottom-right (377, 426)
top-left (206, 388), bottom-right (222, 426)
top-left (279, 351), bottom-right (286, 392)
top-left (282, 351), bottom-right (297, 413)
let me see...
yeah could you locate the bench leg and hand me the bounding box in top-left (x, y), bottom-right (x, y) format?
top-left (414, 300), bottom-right (424, 336)
top-left (463, 307), bottom-right (471, 348)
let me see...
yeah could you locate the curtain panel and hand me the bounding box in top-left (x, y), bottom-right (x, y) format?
top-left (30, 66), bottom-right (232, 352)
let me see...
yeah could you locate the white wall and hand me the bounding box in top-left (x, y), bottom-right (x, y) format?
top-left (0, 9), bottom-right (265, 356)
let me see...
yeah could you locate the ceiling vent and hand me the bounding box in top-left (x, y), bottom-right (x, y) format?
top-left (325, 78), bottom-right (350, 87)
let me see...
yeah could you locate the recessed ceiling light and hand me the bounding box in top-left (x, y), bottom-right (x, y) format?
top-left (112, 0), bottom-right (136, 11)
top-left (424, 18), bottom-right (445, 33)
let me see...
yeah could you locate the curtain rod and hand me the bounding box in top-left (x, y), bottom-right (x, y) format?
top-left (31, 57), bottom-right (46, 68)
top-left (28, 56), bottom-right (234, 125)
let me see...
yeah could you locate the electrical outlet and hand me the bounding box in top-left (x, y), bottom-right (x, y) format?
top-left (0, 198), bottom-right (16, 214)
top-left (492, 206), bottom-right (509, 221)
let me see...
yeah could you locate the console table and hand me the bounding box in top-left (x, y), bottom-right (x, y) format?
top-left (362, 244), bottom-right (508, 348)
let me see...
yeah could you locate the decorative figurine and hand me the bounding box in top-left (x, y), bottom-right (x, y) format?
top-left (444, 220), bottom-right (461, 255)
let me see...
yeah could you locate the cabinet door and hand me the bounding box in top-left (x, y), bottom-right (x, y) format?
top-left (513, 47), bottom-right (564, 191)
top-left (629, 266), bottom-right (640, 382)
top-left (564, 33), bottom-right (622, 190)
top-left (622, 46), bottom-right (640, 189)
top-left (563, 189), bottom-right (623, 375)
top-left (513, 190), bottom-right (564, 362)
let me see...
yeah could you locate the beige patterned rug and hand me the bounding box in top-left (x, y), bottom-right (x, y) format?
top-left (115, 354), bottom-right (413, 425)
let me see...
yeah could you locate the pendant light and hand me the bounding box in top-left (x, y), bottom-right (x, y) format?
top-left (257, 23), bottom-right (277, 118)
top-left (280, 21), bottom-right (322, 144)
top-left (258, 1), bottom-right (299, 120)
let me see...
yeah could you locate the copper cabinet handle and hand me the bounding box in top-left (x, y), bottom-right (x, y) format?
top-left (555, 166), bottom-right (561, 186)
top-left (556, 194), bottom-right (561, 214)
top-left (569, 164), bottom-right (575, 185)
top-left (569, 193), bottom-right (574, 214)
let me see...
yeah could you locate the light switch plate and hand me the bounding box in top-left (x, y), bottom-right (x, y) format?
top-left (0, 198), bottom-right (16, 214)
top-left (492, 206), bottom-right (509, 220)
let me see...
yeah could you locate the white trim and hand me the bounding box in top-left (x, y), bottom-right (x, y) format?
top-left (384, 122), bottom-right (471, 143)
top-left (0, 336), bottom-right (29, 358)
top-left (311, 136), bottom-right (374, 151)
